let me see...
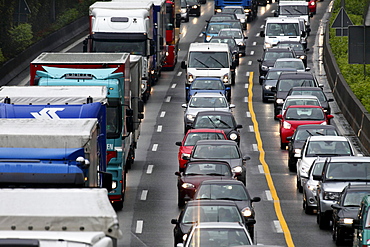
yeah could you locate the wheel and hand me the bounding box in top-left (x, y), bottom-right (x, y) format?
top-left (288, 158), bottom-right (296, 172)
top-left (114, 200), bottom-right (124, 210)
top-left (178, 191), bottom-right (185, 208)
top-left (247, 225), bottom-right (254, 242)
top-left (196, 10), bottom-right (200, 17)
top-left (185, 15), bottom-right (189, 22)
top-left (303, 194), bottom-right (312, 214)
top-left (296, 176), bottom-right (303, 193)
top-left (262, 96), bottom-right (268, 103)
top-left (231, 75), bottom-right (236, 85)
top-left (334, 227), bottom-right (345, 245)
top-left (280, 142), bottom-right (287, 150)
top-left (318, 211), bottom-right (330, 229)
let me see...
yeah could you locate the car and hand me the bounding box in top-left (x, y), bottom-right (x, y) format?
top-left (287, 86), bottom-right (334, 115)
top-left (176, 129), bottom-right (228, 172)
top-left (182, 92), bottom-right (234, 133)
top-left (352, 195), bottom-right (370, 247)
top-left (187, 140), bottom-right (250, 184)
top-left (272, 57), bottom-right (310, 72)
top-left (175, 160), bottom-right (235, 207)
top-left (180, 0), bottom-right (190, 22)
top-left (302, 157), bottom-right (326, 214)
top-left (276, 105), bottom-right (334, 149)
top-left (258, 0), bottom-right (271, 6)
top-left (171, 200), bottom-right (245, 245)
top-left (331, 184), bottom-right (370, 245)
top-left (260, 68), bottom-right (297, 103)
top-left (187, 0), bottom-right (201, 17)
top-left (203, 22), bottom-right (234, 42)
top-left (272, 71), bottom-right (321, 118)
top-left (296, 135), bottom-right (356, 193)
top-left (207, 13), bottom-right (238, 23)
top-left (220, 6), bottom-right (247, 30)
top-left (314, 156), bottom-right (370, 230)
top-left (257, 48), bottom-right (296, 84)
top-left (178, 222), bottom-right (253, 247)
top-left (276, 41), bottom-right (310, 67)
top-left (209, 36), bottom-right (240, 66)
top-left (185, 77), bottom-right (231, 102)
top-left (218, 28), bottom-right (248, 56)
top-left (308, 0), bottom-right (317, 15)
top-left (286, 124), bottom-right (339, 171)
top-left (194, 179), bottom-right (261, 240)
top-left (281, 95), bottom-right (321, 116)
top-left (191, 111), bottom-right (242, 145)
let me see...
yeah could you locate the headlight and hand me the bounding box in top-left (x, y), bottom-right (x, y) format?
top-left (181, 153), bottom-right (190, 159)
top-left (321, 121), bottom-right (327, 125)
top-left (339, 218), bottom-right (354, 224)
top-left (181, 9), bottom-right (186, 13)
top-left (283, 121), bottom-right (291, 129)
top-left (299, 55), bottom-right (306, 60)
top-left (276, 98), bottom-right (284, 104)
top-left (242, 207), bottom-right (252, 217)
top-left (240, 18), bottom-right (245, 23)
top-left (310, 1), bottom-right (316, 6)
top-left (181, 182), bottom-right (195, 189)
top-left (229, 132), bottom-right (238, 141)
top-left (264, 85), bottom-right (273, 90)
top-left (244, 9), bottom-right (250, 13)
top-left (232, 166), bottom-right (243, 174)
top-left (182, 234), bottom-right (188, 241)
top-left (264, 42), bottom-right (272, 49)
top-left (216, 8), bottom-right (222, 13)
top-left (186, 114), bottom-right (195, 121)
top-left (238, 42), bottom-right (245, 46)
top-left (206, 36), bottom-right (212, 42)
top-left (222, 74), bottom-right (229, 83)
top-left (112, 181), bottom-right (117, 190)
top-left (294, 148), bottom-right (301, 154)
top-left (188, 74), bottom-right (194, 83)
top-left (323, 191), bottom-right (340, 200)
top-left (192, 5), bottom-right (198, 9)
top-left (261, 65), bottom-right (268, 71)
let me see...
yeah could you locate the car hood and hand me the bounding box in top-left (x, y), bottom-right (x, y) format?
top-left (321, 182), bottom-right (351, 193)
top-left (337, 207), bottom-right (360, 219)
top-left (186, 107), bottom-right (231, 116)
top-left (182, 175), bottom-right (234, 187)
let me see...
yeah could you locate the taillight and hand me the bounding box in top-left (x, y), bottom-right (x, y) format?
top-left (107, 151), bottom-right (117, 163)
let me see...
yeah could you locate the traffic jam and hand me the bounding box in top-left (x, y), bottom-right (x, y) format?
top-left (1, 0), bottom-right (370, 246)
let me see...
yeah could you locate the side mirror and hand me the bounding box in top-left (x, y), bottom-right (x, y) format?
top-left (331, 203), bottom-right (342, 210)
top-left (305, 67), bottom-right (311, 71)
top-left (260, 31), bottom-right (265, 37)
top-left (243, 155), bottom-right (251, 161)
top-left (327, 115), bottom-right (334, 119)
top-left (312, 174), bottom-right (322, 181)
top-left (171, 219), bottom-right (179, 224)
top-left (286, 136), bottom-right (292, 141)
top-left (257, 59), bottom-right (262, 62)
top-left (274, 12), bottom-right (278, 17)
top-left (328, 98), bottom-right (334, 102)
top-left (175, 141), bottom-right (182, 146)
top-left (236, 124), bottom-right (243, 129)
top-left (181, 103), bottom-right (187, 108)
top-left (175, 171), bottom-right (181, 177)
top-left (252, 196), bottom-right (261, 203)
top-left (276, 114), bottom-right (283, 119)
top-left (230, 104), bottom-right (236, 109)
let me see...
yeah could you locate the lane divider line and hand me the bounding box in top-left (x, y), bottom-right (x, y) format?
top-left (152, 144), bottom-right (158, 152)
top-left (160, 111), bottom-right (166, 117)
top-left (146, 165), bottom-right (154, 174)
top-left (157, 125), bottom-right (162, 132)
top-left (141, 190), bottom-right (148, 201)
top-left (135, 220), bottom-right (144, 234)
top-left (248, 71), bottom-right (295, 246)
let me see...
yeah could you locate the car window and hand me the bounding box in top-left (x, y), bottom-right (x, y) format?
top-left (196, 184), bottom-right (249, 200)
top-left (185, 162), bottom-right (232, 176)
top-left (265, 52), bottom-right (294, 60)
top-left (326, 162), bottom-right (370, 180)
top-left (207, 24), bottom-right (232, 34)
top-left (182, 205), bottom-right (243, 224)
top-left (274, 61), bottom-right (305, 70)
top-left (283, 99), bottom-right (320, 110)
top-left (295, 128), bottom-right (338, 141)
top-left (285, 107), bottom-right (324, 120)
top-left (189, 96), bottom-right (228, 108)
top-left (311, 161), bottom-right (325, 176)
top-left (266, 23), bottom-right (299, 36)
top-left (191, 79), bottom-right (224, 90)
top-left (184, 133), bottom-right (226, 146)
top-left (343, 191), bottom-right (370, 207)
top-left (194, 115), bottom-right (234, 129)
top-left (222, 8), bottom-right (244, 15)
top-left (193, 145), bottom-right (240, 159)
top-left (188, 52), bottom-right (229, 68)
top-left (306, 141), bottom-right (352, 157)
top-left (278, 79), bottom-right (314, 91)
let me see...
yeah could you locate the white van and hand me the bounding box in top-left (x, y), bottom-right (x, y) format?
top-left (181, 43), bottom-right (236, 86)
top-left (275, 1), bottom-right (312, 24)
top-left (260, 17), bottom-right (307, 49)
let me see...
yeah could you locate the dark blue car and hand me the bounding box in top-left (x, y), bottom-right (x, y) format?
top-left (186, 77), bottom-right (231, 102)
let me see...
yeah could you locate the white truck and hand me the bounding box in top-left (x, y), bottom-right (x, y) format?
top-left (0, 188), bottom-right (122, 247)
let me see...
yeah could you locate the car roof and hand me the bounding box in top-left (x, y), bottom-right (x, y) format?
top-left (267, 68), bottom-right (297, 72)
top-left (285, 95), bottom-right (319, 100)
top-left (307, 135), bottom-right (349, 142)
top-left (196, 110), bottom-right (234, 116)
top-left (286, 105), bottom-right (321, 109)
top-left (199, 179), bottom-right (245, 186)
top-left (193, 77), bottom-right (223, 81)
top-left (290, 87), bottom-right (323, 91)
top-left (191, 92), bottom-right (226, 98)
top-left (278, 71), bottom-right (314, 79)
top-left (186, 129), bottom-right (226, 134)
top-left (326, 156), bottom-right (370, 163)
top-left (219, 28), bottom-right (242, 31)
top-left (195, 139), bottom-right (238, 145)
top-left (265, 48), bottom-right (294, 53)
top-left (223, 5), bottom-right (243, 9)
top-left (192, 222), bottom-right (246, 229)
top-left (275, 58), bottom-right (303, 62)
top-left (186, 199), bottom-right (239, 207)
top-left (295, 124), bottom-right (337, 130)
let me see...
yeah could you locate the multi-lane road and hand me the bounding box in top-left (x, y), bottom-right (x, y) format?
top-left (10, 0), bottom-right (366, 246)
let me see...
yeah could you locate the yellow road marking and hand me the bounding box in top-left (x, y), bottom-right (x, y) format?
top-left (247, 72), bottom-right (295, 247)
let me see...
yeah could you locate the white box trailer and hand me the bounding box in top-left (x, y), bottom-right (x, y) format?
top-left (0, 188), bottom-right (122, 246)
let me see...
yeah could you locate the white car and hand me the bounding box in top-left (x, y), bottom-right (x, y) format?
top-left (296, 135), bottom-right (357, 193)
top-left (182, 92), bottom-right (235, 133)
top-left (281, 95), bottom-right (321, 116)
top-left (221, 6), bottom-right (247, 30)
top-left (218, 28), bottom-right (248, 56)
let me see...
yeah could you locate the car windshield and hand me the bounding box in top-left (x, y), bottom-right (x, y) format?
top-left (294, 128), bottom-right (338, 141)
top-left (222, 8), bottom-right (244, 15)
top-left (184, 132), bottom-right (226, 146)
top-left (283, 98), bottom-right (320, 110)
top-left (266, 23), bottom-right (300, 36)
top-left (184, 163), bottom-right (232, 176)
top-left (264, 52), bottom-right (294, 60)
top-left (206, 24), bottom-right (232, 34)
top-left (218, 30), bottom-right (243, 38)
top-left (189, 96), bottom-right (228, 108)
top-left (193, 115), bottom-right (234, 129)
top-left (278, 79), bottom-right (315, 91)
top-left (193, 145), bottom-right (240, 159)
top-left (274, 61), bottom-right (305, 70)
top-left (325, 162), bottom-right (370, 180)
top-left (285, 107), bottom-right (325, 121)
top-left (266, 71), bottom-right (285, 80)
top-left (182, 205), bottom-right (243, 224)
top-left (195, 184), bottom-right (249, 200)
top-left (305, 141), bottom-right (353, 157)
top-left (210, 16), bottom-right (234, 22)
top-left (188, 52), bottom-right (229, 68)
top-left (290, 90), bottom-right (326, 102)
top-left (188, 228), bottom-right (251, 246)
top-left (191, 79), bottom-right (224, 90)
top-left (343, 191), bottom-right (370, 207)
top-left (280, 6), bottom-right (309, 15)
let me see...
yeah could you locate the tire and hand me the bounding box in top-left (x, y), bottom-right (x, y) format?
top-left (247, 225), bottom-right (254, 243)
top-left (288, 158), bottom-right (296, 172)
top-left (196, 10), bottom-right (200, 17)
top-left (333, 225), bottom-right (345, 245)
top-left (178, 191), bottom-right (185, 208)
top-left (231, 75), bottom-right (236, 85)
top-left (296, 176), bottom-right (303, 193)
top-left (303, 194), bottom-right (312, 214)
top-left (318, 211), bottom-right (330, 230)
top-left (185, 15), bottom-right (189, 23)
top-left (280, 142), bottom-right (287, 150)
top-left (262, 96), bottom-right (268, 103)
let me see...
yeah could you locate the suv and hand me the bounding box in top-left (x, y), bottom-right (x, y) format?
top-left (191, 111), bottom-right (242, 145)
top-left (313, 156), bottom-right (370, 229)
top-left (187, 140), bottom-right (250, 184)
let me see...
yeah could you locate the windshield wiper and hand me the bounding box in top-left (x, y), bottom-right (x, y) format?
top-left (194, 57), bottom-right (209, 68)
top-left (210, 56), bottom-right (225, 67)
top-left (207, 116), bottom-right (218, 128)
top-left (215, 118), bottom-right (231, 128)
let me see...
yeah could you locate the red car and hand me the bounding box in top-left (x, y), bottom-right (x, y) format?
top-left (308, 0), bottom-right (317, 15)
top-left (175, 160), bottom-right (235, 207)
top-left (175, 129), bottom-right (228, 171)
top-left (277, 105), bottom-right (333, 149)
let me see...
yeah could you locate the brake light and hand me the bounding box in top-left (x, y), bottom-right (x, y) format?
top-left (107, 151), bottom-right (117, 163)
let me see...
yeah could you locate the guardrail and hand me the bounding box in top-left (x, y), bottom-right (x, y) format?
top-left (323, 24), bottom-right (370, 153)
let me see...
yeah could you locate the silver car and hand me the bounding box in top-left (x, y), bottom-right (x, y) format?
top-left (218, 28), bottom-right (247, 56)
top-left (182, 92), bottom-right (234, 133)
top-left (221, 6), bottom-right (247, 30)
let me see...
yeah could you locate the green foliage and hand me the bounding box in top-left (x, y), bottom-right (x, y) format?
top-left (53, 8), bottom-right (80, 29)
top-left (330, 0), bottom-right (370, 112)
top-left (8, 23), bottom-right (33, 54)
top-left (0, 48), bottom-right (5, 64)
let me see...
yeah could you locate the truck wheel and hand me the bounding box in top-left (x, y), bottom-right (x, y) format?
top-left (185, 15), bottom-right (189, 22)
top-left (114, 200), bottom-right (123, 210)
top-left (280, 142), bottom-right (286, 150)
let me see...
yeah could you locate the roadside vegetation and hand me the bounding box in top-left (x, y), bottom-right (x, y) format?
top-left (329, 0), bottom-right (370, 111)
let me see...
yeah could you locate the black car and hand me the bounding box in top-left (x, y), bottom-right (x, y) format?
top-left (260, 68), bottom-right (297, 102)
top-left (193, 179), bottom-right (261, 240)
top-left (332, 184), bottom-right (370, 245)
top-left (286, 125), bottom-right (339, 171)
top-left (257, 48), bottom-right (296, 84)
top-left (272, 71), bottom-right (321, 119)
top-left (276, 41), bottom-right (310, 67)
top-left (180, 0), bottom-right (190, 22)
top-left (187, 0), bottom-right (201, 17)
top-left (287, 86), bottom-right (334, 115)
top-left (192, 111), bottom-right (242, 145)
top-left (171, 200), bottom-right (245, 246)
top-left (209, 36), bottom-right (240, 66)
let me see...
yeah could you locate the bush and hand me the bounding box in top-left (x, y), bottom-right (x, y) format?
top-left (0, 49), bottom-right (5, 64)
top-left (8, 23), bottom-right (33, 55)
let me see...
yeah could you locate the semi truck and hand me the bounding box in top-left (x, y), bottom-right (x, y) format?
top-left (0, 188), bottom-right (122, 247)
top-left (0, 118), bottom-right (110, 189)
top-left (29, 52), bottom-right (141, 209)
top-left (214, 0), bottom-right (258, 22)
top-left (84, 0), bottom-right (167, 101)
